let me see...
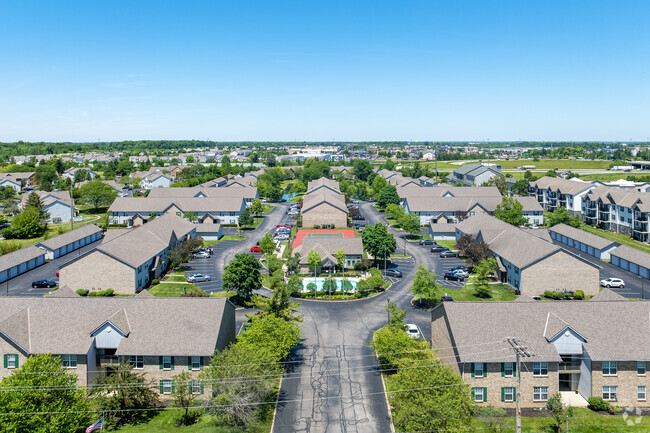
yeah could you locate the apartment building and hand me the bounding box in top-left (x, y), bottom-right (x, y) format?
top-left (20, 190), bottom-right (74, 223)
top-left (582, 186), bottom-right (650, 242)
top-left (455, 213), bottom-right (599, 296)
top-left (0, 294), bottom-right (235, 398)
top-left (431, 291), bottom-right (650, 408)
top-left (301, 177), bottom-right (348, 228)
top-left (292, 237), bottom-right (363, 272)
top-left (59, 214), bottom-right (196, 294)
top-left (449, 163), bottom-right (503, 186)
top-left (528, 177), bottom-right (597, 215)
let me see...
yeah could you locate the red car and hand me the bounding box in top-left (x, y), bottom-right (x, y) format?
top-left (250, 245), bottom-right (262, 253)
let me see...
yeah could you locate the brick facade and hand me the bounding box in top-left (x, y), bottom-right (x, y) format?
top-left (521, 251), bottom-right (599, 296)
top-left (591, 361), bottom-right (650, 407)
top-left (59, 251), bottom-right (136, 295)
top-left (302, 202), bottom-right (348, 228)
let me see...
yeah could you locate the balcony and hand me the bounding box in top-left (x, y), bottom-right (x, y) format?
top-left (586, 201), bottom-right (597, 210)
top-left (99, 356), bottom-right (119, 367)
top-left (598, 214), bottom-right (610, 222)
top-left (585, 210), bottom-right (597, 218)
top-left (598, 205), bottom-right (610, 213)
top-left (548, 192), bottom-right (557, 198)
top-left (558, 361), bottom-right (581, 374)
top-left (634, 222), bottom-right (649, 233)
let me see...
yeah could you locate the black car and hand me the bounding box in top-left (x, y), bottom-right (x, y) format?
top-left (449, 265), bottom-right (468, 272)
top-left (419, 239), bottom-right (435, 246)
top-left (440, 250), bottom-right (458, 258)
top-left (32, 279), bottom-right (57, 288)
top-left (443, 272), bottom-right (464, 281)
top-left (383, 269), bottom-right (402, 278)
top-left (441, 296), bottom-right (454, 302)
top-left (430, 245), bottom-right (448, 253)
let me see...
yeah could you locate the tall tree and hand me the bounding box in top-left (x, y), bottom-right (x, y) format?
top-left (361, 223), bottom-right (396, 263)
top-left (495, 197), bottom-right (526, 226)
top-left (258, 232), bottom-right (275, 261)
top-left (482, 175), bottom-right (508, 195)
top-left (377, 184), bottom-right (400, 208)
top-left (410, 265), bottom-right (439, 305)
top-left (238, 207), bottom-right (253, 227)
top-left (335, 248), bottom-right (347, 273)
top-left (222, 253), bottom-right (262, 298)
top-left (399, 213), bottom-right (421, 237)
top-left (547, 206), bottom-right (581, 228)
top-left (249, 198), bottom-right (265, 216)
top-left (352, 159), bottom-right (373, 181)
top-left (79, 180), bottom-right (118, 209)
top-left (171, 371), bottom-right (198, 426)
top-left (474, 257), bottom-right (498, 298)
top-left (0, 354), bottom-right (91, 433)
top-left (307, 250), bottom-right (321, 277)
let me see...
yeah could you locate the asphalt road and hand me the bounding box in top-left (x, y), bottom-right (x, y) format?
top-left (5, 240), bottom-right (102, 296)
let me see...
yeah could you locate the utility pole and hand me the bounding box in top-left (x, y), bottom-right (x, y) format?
top-left (70, 177), bottom-right (74, 231)
top-left (434, 142), bottom-right (438, 178)
top-left (507, 337), bottom-right (532, 433)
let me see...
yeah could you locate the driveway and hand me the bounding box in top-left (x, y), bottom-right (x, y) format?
top-left (5, 240), bottom-right (102, 296)
top-left (273, 203), bottom-right (433, 433)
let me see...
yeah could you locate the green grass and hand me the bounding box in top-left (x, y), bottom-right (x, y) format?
top-left (165, 276), bottom-right (188, 282)
top-left (450, 283), bottom-right (518, 302)
top-left (288, 193), bottom-right (304, 203)
top-left (435, 240), bottom-right (456, 250)
top-left (385, 217), bottom-right (401, 228)
top-left (262, 204), bottom-right (274, 213)
top-left (211, 290), bottom-right (236, 298)
top-left (579, 223), bottom-right (650, 254)
top-left (204, 235), bottom-right (246, 247)
top-left (471, 407), bottom-right (650, 432)
top-left (149, 283), bottom-right (206, 297)
top-left (437, 159), bottom-right (613, 170)
top-left (578, 173), bottom-right (640, 181)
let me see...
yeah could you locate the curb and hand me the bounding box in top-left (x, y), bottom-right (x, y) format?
top-left (269, 374), bottom-right (284, 433)
top-left (373, 337), bottom-right (396, 433)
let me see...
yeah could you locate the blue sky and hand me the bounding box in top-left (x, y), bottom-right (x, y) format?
top-left (0, 1), bottom-right (648, 142)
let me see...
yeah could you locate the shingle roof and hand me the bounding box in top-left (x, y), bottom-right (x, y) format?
top-left (610, 245), bottom-right (650, 270)
top-left (405, 196), bottom-right (539, 214)
top-left (397, 186), bottom-right (501, 200)
top-left (301, 188), bottom-right (348, 214)
top-left (306, 177), bottom-right (340, 194)
top-left (147, 186), bottom-right (257, 200)
top-left (0, 245), bottom-right (45, 271)
top-left (548, 224), bottom-right (619, 251)
top-left (0, 297), bottom-right (230, 356)
top-left (529, 176), bottom-right (595, 195)
top-left (108, 196), bottom-right (245, 213)
top-left (36, 224), bottom-right (103, 251)
top-left (293, 237), bottom-right (363, 265)
top-left (434, 298), bottom-right (650, 362)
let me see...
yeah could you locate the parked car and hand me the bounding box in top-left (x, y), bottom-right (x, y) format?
top-left (600, 277), bottom-right (625, 288)
top-left (187, 274), bottom-right (212, 283)
top-left (32, 279), bottom-right (57, 288)
top-left (0, 223), bottom-right (10, 229)
top-left (419, 239), bottom-right (435, 245)
top-left (383, 268), bottom-right (402, 278)
top-left (405, 323), bottom-right (424, 340)
top-left (274, 234), bottom-right (290, 241)
top-left (449, 265), bottom-right (468, 272)
top-left (443, 272), bottom-right (465, 281)
top-left (430, 245), bottom-right (448, 253)
top-left (441, 295), bottom-right (454, 302)
top-left (440, 250), bottom-right (458, 258)
top-left (250, 245), bottom-right (262, 253)
top-left (192, 251), bottom-right (210, 259)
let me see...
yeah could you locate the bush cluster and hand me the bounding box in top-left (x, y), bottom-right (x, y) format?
top-left (588, 396), bottom-right (611, 411)
top-left (150, 279), bottom-right (160, 285)
top-left (543, 290), bottom-right (584, 300)
top-left (81, 289), bottom-right (114, 297)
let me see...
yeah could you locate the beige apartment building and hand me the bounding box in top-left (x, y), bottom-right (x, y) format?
top-left (431, 290), bottom-right (650, 408)
top-left (301, 177), bottom-right (348, 228)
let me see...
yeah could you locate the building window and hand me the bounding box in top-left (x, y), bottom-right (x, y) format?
top-left (130, 355), bottom-right (144, 369)
top-left (191, 356), bottom-right (201, 370)
top-left (602, 386), bottom-right (617, 401)
top-left (162, 379), bottom-right (173, 394)
top-left (533, 362), bottom-right (548, 376)
top-left (62, 354), bottom-right (77, 368)
top-left (502, 387), bottom-right (515, 402)
top-left (533, 386), bottom-right (548, 401)
top-left (638, 361), bottom-right (646, 376)
top-left (5, 354), bottom-right (18, 369)
top-left (472, 387), bottom-right (485, 402)
top-left (191, 380), bottom-right (202, 395)
top-left (602, 361), bottom-right (617, 376)
top-left (162, 356), bottom-right (172, 370)
top-left (639, 386), bottom-right (647, 401)
top-left (473, 363), bottom-right (484, 377)
top-left (503, 362), bottom-right (515, 377)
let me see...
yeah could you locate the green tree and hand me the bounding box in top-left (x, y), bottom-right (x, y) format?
top-left (546, 392), bottom-right (574, 433)
top-left (171, 371), bottom-right (199, 426)
top-left (34, 165), bottom-right (58, 190)
top-left (222, 253), bottom-right (262, 298)
top-left (184, 210), bottom-right (198, 222)
top-left (371, 175), bottom-right (388, 195)
top-left (352, 159), bottom-right (373, 181)
top-left (259, 232), bottom-right (275, 261)
top-left (249, 274), bottom-right (303, 322)
top-left (474, 257), bottom-right (498, 298)
top-left (399, 213), bottom-right (421, 237)
top-left (377, 184), bottom-right (400, 208)
top-left (482, 175), bottom-right (508, 195)
top-left (2, 206), bottom-right (48, 239)
top-left (201, 342), bottom-right (281, 427)
top-left (306, 281), bottom-right (317, 296)
top-left (386, 301), bottom-right (406, 330)
top-left (307, 250), bottom-right (321, 277)
top-left (361, 223), bottom-right (396, 264)
top-left (495, 197), bottom-right (526, 226)
top-left (289, 180), bottom-right (307, 194)
top-left (547, 206), bottom-right (581, 228)
top-left (238, 207), bottom-right (253, 227)
top-left (335, 248), bottom-right (346, 273)
top-left (238, 315), bottom-right (301, 361)
top-left (0, 354), bottom-right (91, 432)
top-left (410, 265), bottom-right (439, 305)
top-left (512, 179), bottom-right (530, 196)
top-left (323, 278), bottom-right (338, 296)
top-left (249, 198), bottom-right (265, 216)
top-left (382, 158), bottom-right (396, 170)
top-left (385, 203), bottom-right (405, 222)
top-left (90, 358), bottom-right (159, 427)
top-left (286, 252), bottom-right (301, 275)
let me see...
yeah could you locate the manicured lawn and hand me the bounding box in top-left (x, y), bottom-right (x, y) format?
top-left (211, 290), bottom-right (236, 298)
top-left (289, 193), bottom-right (304, 203)
top-left (435, 240), bottom-right (456, 250)
top-left (579, 223), bottom-right (650, 254)
top-left (165, 275), bottom-right (187, 282)
top-left (114, 408), bottom-right (272, 433)
top-left (451, 283), bottom-right (518, 302)
top-left (262, 204), bottom-right (274, 213)
top-left (149, 283), bottom-right (206, 297)
top-left (579, 173), bottom-right (641, 181)
top-left (204, 235), bottom-right (246, 247)
top-left (385, 217), bottom-right (401, 228)
top-left (472, 407), bottom-right (650, 432)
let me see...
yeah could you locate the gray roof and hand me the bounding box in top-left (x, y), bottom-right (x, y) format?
top-left (195, 223), bottom-right (221, 233)
top-left (306, 177), bottom-right (341, 194)
top-left (405, 196), bottom-right (539, 214)
top-left (548, 224), bottom-right (619, 251)
top-left (92, 214), bottom-right (196, 268)
top-left (397, 186), bottom-right (501, 200)
top-left (433, 295), bottom-right (650, 362)
top-left (530, 176), bottom-right (595, 195)
top-left (293, 237), bottom-right (363, 265)
top-left (0, 296), bottom-right (230, 356)
top-left (108, 196), bottom-right (245, 213)
top-left (0, 245), bottom-right (45, 271)
top-left (610, 245), bottom-right (650, 269)
top-left (147, 186), bottom-right (257, 200)
top-left (302, 188), bottom-right (348, 214)
top-left (36, 224), bottom-right (103, 251)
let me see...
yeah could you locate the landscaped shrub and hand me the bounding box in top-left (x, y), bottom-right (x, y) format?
top-left (76, 289), bottom-right (88, 296)
top-left (574, 290), bottom-right (585, 300)
top-left (552, 292), bottom-right (564, 300)
top-left (563, 292), bottom-right (573, 299)
top-left (313, 224), bottom-right (320, 229)
top-left (544, 290), bottom-right (553, 298)
top-left (88, 291), bottom-right (98, 297)
top-left (151, 279), bottom-right (160, 285)
top-left (588, 396), bottom-right (610, 411)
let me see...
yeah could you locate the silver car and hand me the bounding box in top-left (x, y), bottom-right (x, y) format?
top-left (187, 274), bottom-right (211, 283)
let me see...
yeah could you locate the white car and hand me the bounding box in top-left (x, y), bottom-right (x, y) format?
top-left (187, 274), bottom-right (211, 283)
top-left (192, 251), bottom-right (210, 259)
top-left (600, 278), bottom-right (625, 288)
top-left (405, 323), bottom-right (424, 340)
top-left (274, 234), bottom-right (290, 241)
